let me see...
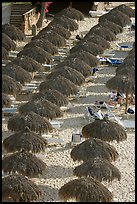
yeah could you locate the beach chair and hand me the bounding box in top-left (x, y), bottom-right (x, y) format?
top-left (2, 107), bottom-right (18, 116)
top-left (42, 134), bottom-right (65, 146)
top-left (120, 120), bottom-right (135, 131)
top-left (50, 120), bottom-right (63, 130)
top-left (115, 43), bottom-right (133, 50)
top-left (106, 58), bottom-right (123, 66)
top-left (71, 133), bottom-right (83, 146)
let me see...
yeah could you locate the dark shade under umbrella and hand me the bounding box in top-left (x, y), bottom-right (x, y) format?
top-left (2, 151), bottom-right (47, 178)
top-left (3, 127), bottom-right (48, 153)
top-left (58, 177), bottom-right (113, 202)
top-left (7, 111), bottom-right (53, 135)
top-left (70, 138), bottom-right (119, 162)
top-left (2, 174), bottom-right (42, 202)
top-left (2, 47), bottom-right (9, 60)
top-left (2, 33), bottom-right (16, 51)
top-left (73, 157), bottom-right (121, 182)
top-left (2, 93), bottom-right (12, 108)
top-left (39, 76), bottom-right (79, 97)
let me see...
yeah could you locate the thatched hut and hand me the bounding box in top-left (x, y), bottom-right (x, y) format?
top-left (32, 89), bottom-right (69, 107)
top-left (2, 24), bottom-right (26, 42)
top-left (3, 127), bottom-right (48, 153)
top-left (2, 74), bottom-right (22, 96)
top-left (2, 33), bottom-right (16, 51)
top-left (46, 66), bottom-right (85, 86)
top-left (2, 151), bottom-right (47, 178)
top-left (7, 111), bottom-right (53, 135)
top-left (58, 177), bottom-right (113, 202)
top-left (110, 4), bottom-right (135, 17)
top-left (70, 138), bottom-right (119, 162)
top-left (2, 174), bottom-right (42, 202)
top-left (73, 157), bottom-right (121, 182)
top-left (2, 93), bottom-right (12, 108)
top-left (2, 47), bottom-right (9, 60)
top-left (98, 20), bottom-right (123, 35)
top-left (17, 46), bottom-right (53, 64)
top-left (3, 63), bottom-right (32, 85)
top-left (18, 98), bottom-right (63, 120)
top-left (39, 76), bottom-right (79, 97)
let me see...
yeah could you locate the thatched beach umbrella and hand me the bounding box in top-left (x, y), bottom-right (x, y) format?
top-left (2, 174), bottom-right (42, 202)
top-left (2, 93), bottom-right (12, 108)
top-left (3, 63), bottom-right (32, 85)
top-left (7, 111), bottom-right (53, 135)
top-left (58, 177), bottom-right (113, 202)
top-left (111, 4), bottom-right (135, 17)
top-left (73, 157), bottom-right (121, 182)
top-left (54, 58), bottom-right (91, 77)
top-left (99, 20), bottom-right (123, 35)
top-left (119, 54), bottom-right (135, 68)
top-left (54, 6), bottom-right (85, 21)
top-left (32, 89), bottom-right (69, 107)
top-left (46, 66), bottom-right (85, 86)
top-left (2, 24), bottom-right (26, 42)
top-left (116, 66), bottom-right (135, 76)
top-left (32, 30), bottom-right (67, 48)
top-left (82, 118), bottom-right (127, 142)
top-left (2, 47), bottom-right (9, 60)
top-left (106, 74), bottom-right (135, 113)
top-left (66, 50), bottom-right (100, 67)
top-left (24, 39), bottom-right (58, 55)
top-left (17, 46), bottom-right (53, 64)
top-left (18, 98), bottom-right (63, 120)
top-left (2, 33), bottom-right (16, 51)
top-left (3, 127), bottom-right (48, 153)
top-left (39, 76), bottom-right (79, 97)
top-left (70, 138), bottom-right (119, 162)
top-left (2, 151), bottom-right (47, 178)
top-left (2, 74), bottom-right (22, 97)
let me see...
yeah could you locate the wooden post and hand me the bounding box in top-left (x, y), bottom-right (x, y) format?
top-left (125, 91), bottom-right (128, 114)
top-left (70, 2), bottom-right (72, 7)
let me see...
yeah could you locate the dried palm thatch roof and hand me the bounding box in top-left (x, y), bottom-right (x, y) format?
top-left (70, 41), bottom-right (104, 56)
top-left (116, 66), bottom-right (135, 76)
top-left (58, 177), bottom-right (113, 202)
top-left (2, 151), bottom-right (47, 178)
top-left (66, 50), bottom-right (100, 67)
top-left (2, 24), bottom-right (26, 42)
top-left (54, 6), bottom-right (85, 21)
top-left (73, 157), bottom-right (121, 182)
top-left (3, 63), bottom-right (32, 85)
top-left (2, 33), bottom-right (16, 51)
top-left (7, 111), bottom-right (53, 135)
top-left (99, 10), bottom-right (131, 27)
top-left (99, 20), bottom-right (123, 35)
top-left (24, 39), bottom-right (58, 55)
top-left (17, 46), bottom-right (53, 64)
top-left (39, 23), bottom-right (71, 40)
top-left (46, 66), bottom-right (85, 86)
top-left (18, 98), bottom-right (63, 120)
top-left (3, 127), bottom-right (48, 153)
top-left (82, 118), bottom-right (127, 142)
top-left (128, 47), bottom-right (135, 55)
top-left (2, 174), bottom-right (42, 202)
top-left (70, 138), bottom-right (119, 162)
top-left (2, 93), bottom-right (12, 108)
top-left (2, 74), bottom-right (22, 96)
top-left (10, 55), bottom-right (44, 73)
top-left (111, 4), bottom-right (135, 17)
top-left (32, 30), bottom-right (67, 48)
top-left (39, 76), bottom-right (79, 97)
top-left (2, 47), bottom-right (9, 60)
top-left (50, 15), bottom-right (79, 31)
top-left (120, 54), bottom-right (135, 67)
top-left (54, 58), bottom-right (91, 77)
top-left (32, 89), bottom-right (69, 107)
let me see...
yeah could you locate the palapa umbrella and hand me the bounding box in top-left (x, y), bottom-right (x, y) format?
top-left (58, 177), bottom-right (113, 202)
top-left (70, 138), bottom-right (119, 162)
top-left (110, 4), bottom-right (135, 17)
top-left (3, 127), bottom-right (48, 153)
top-left (46, 66), bottom-right (85, 86)
top-left (32, 89), bottom-right (69, 107)
top-left (2, 93), bottom-right (12, 108)
top-left (3, 63), bottom-right (32, 85)
top-left (2, 150), bottom-right (47, 178)
top-left (24, 39), bottom-right (58, 55)
top-left (7, 111), bottom-right (53, 135)
top-left (106, 74), bottom-right (135, 113)
top-left (82, 118), bottom-right (127, 142)
top-left (2, 47), bottom-right (9, 60)
top-left (2, 33), bottom-right (16, 51)
top-left (73, 157), bottom-right (121, 182)
top-left (99, 20), bottom-right (123, 35)
top-left (2, 74), bottom-right (22, 97)
top-left (116, 66), bottom-right (135, 76)
top-left (119, 54), bottom-right (135, 68)
top-left (18, 98), bottom-right (63, 120)
top-left (2, 174), bottom-right (42, 202)
top-left (32, 30), bottom-right (67, 48)
top-left (2, 24), bottom-right (26, 42)
top-left (54, 58), bottom-right (91, 77)
top-left (39, 76), bottom-right (79, 97)
top-left (54, 6), bottom-right (85, 21)
top-left (17, 46), bottom-right (53, 64)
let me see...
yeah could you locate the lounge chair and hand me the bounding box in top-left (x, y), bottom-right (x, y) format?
top-left (71, 133), bottom-right (83, 146)
top-left (120, 120), bottom-right (135, 131)
top-left (115, 43), bottom-right (133, 50)
top-left (106, 58), bottom-right (123, 66)
top-left (2, 107), bottom-right (18, 116)
top-left (50, 120), bottom-right (63, 130)
top-left (42, 134), bottom-right (65, 146)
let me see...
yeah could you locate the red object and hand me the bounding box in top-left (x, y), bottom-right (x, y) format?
top-left (45, 2), bottom-right (53, 13)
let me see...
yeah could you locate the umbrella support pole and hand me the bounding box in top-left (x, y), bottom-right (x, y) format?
top-left (125, 92), bottom-right (128, 114)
